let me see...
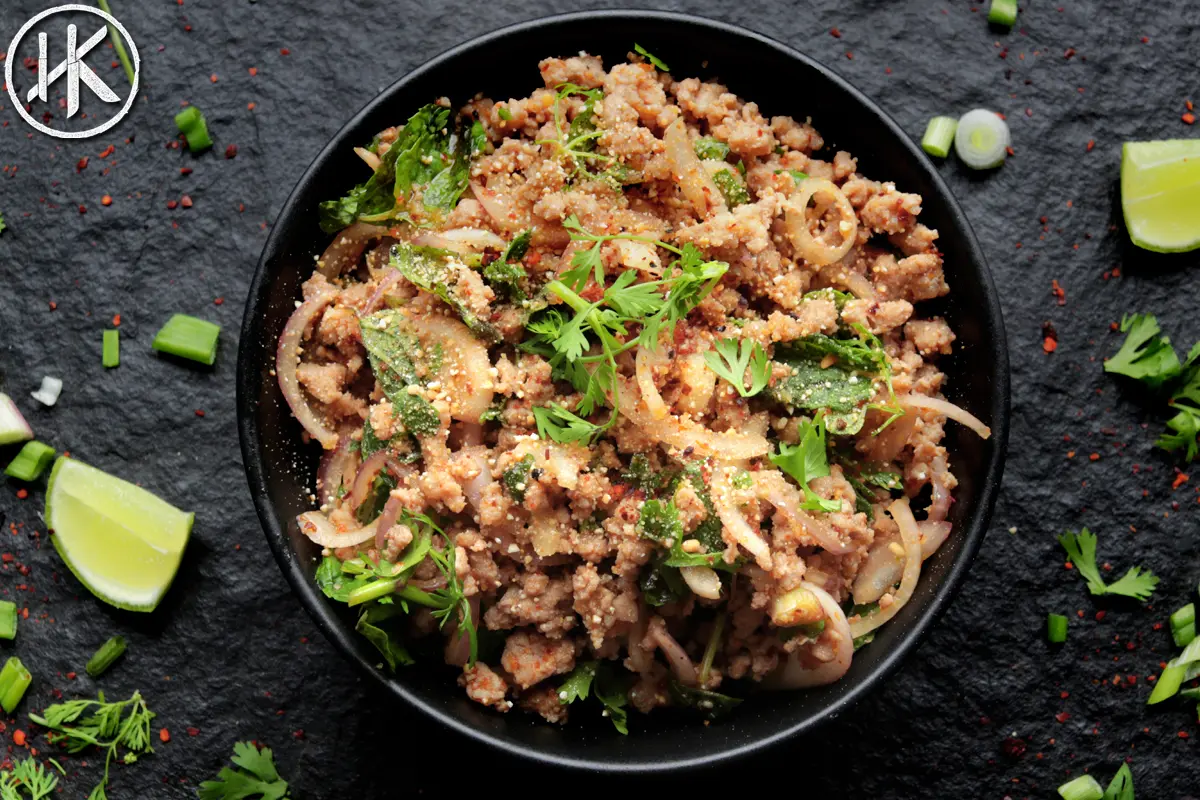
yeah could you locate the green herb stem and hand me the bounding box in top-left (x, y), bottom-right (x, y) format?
top-left (96, 0), bottom-right (136, 86)
top-left (698, 612), bottom-right (725, 686)
top-left (86, 636), bottom-right (128, 677)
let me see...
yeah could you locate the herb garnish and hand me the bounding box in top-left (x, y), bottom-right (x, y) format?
top-left (769, 416), bottom-right (842, 513)
top-left (703, 337), bottom-right (770, 397)
top-left (1058, 528), bottom-right (1159, 601)
top-left (0, 758), bottom-right (59, 800)
top-left (358, 309), bottom-right (442, 437)
top-left (198, 741), bottom-right (290, 800)
top-left (557, 661), bottom-right (630, 733)
top-left (1104, 313), bottom-right (1181, 388)
top-left (483, 229), bottom-right (532, 300)
top-left (633, 44), bottom-right (670, 72)
top-left (538, 84), bottom-right (632, 187)
top-left (693, 137), bottom-right (730, 161)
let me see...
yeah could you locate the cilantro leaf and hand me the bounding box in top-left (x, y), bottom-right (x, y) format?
top-left (501, 454), bottom-right (535, 502)
top-left (1156, 342), bottom-right (1200, 461)
top-left (1104, 313), bottom-right (1182, 389)
top-left (1057, 528), bottom-right (1159, 600)
top-left (557, 661), bottom-right (597, 704)
top-left (198, 741), bottom-right (290, 800)
top-left (593, 664), bottom-right (630, 734)
top-left (356, 605), bottom-right (414, 670)
top-left (769, 416), bottom-right (842, 513)
top-left (667, 678), bottom-right (741, 721)
top-left (703, 338), bottom-right (771, 397)
top-left (533, 403), bottom-right (603, 445)
top-left (633, 44), bottom-right (670, 72)
top-left (637, 498), bottom-right (683, 543)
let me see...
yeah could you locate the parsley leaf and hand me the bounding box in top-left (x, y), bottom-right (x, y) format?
top-left (0, 757), bottom-right (59, 800)
top-left (533, 403), bottom-right (603, 444)
top-left (1157, 342), bottom-right (1200, 462)
top-left (593, 664), bottom-right (630, 734)
top-left (197, 741), bottom-right (290, 800)
top-left (703, 338), bottom-right (770, 397)
top-left (1058, 528), bottom-right (1159, 601)
top-left (539, 85), bottom-right (634, 188)
top-left (557, 660), bottom-right (597, 704)
top-left (769, 416), bottom-right (842, 513)
top-left (27, 691), bottom-right (155, 800)
top-left (633, 44), bottom-right (670, 71)
top-left (1104, 313), bottom-right (1182, 389)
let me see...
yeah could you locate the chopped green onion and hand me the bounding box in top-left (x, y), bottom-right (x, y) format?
top-left (5, 440), bottom-right (56, 481)
top-left (1047, 613), bottom-right (1068, 643)
top-left (0, 657), bottom-right (32, 713)
top-left (152, 314), bottom-right (221, 365)
top-left (102, 328), bottom-right (120, 368)
top-left (86, 635), bottom-right (127, 677)
top-left (987, 0), bottom-right (1019, 28)
top-left (174, 105), bottom-right (213, 153)
top-left (96, 0), bottom-right (136, 86)
top-left (0, 601), bottom-right (16, 640)
top-left (954, 109), bottom-right (1011, 170)
top-left (633, 44), bottom-right (669, 72)
top-left (921, 116), bottom-right (958, 158)
top-left (1170, 603), bottom-right (1196, 648)
top-left (1057, 775), bottom-right (1104, 800)
top-left (1147, 663), bottom-right (1185, 704)
top-left (346, 579), bottom-right (398, 607)
top-left (694, 137), bottom-right (731, 161)
top-left (0, 393), bottom-right (34, 445)
top-left (496, 106), bottom-right (513, 122)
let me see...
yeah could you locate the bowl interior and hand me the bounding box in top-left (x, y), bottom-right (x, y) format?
top-left (238, 11), bottom-right (1009, 772)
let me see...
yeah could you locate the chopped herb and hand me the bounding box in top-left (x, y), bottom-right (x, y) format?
top-left (479, 399), bottom-right (506, 424)
top-left (621, 453), bottom-right (667, 493)
top-left (482, 230), bottom-right (531, 300)
top-left (152, 314), bottom-right (221, 365)
top-left (4, 440), bottom-right (55, 481)
top-left (703, 337), bottom-right (770, 397)
top-left (1157, 342), bottom-right (1200, 462)
top-left (102, 329), bottom-right (119, 368)
top-left (356, 604), bottom-right (414, 669)
top-left (668, 678), bottom-right (741, 720)
top-left (0, 601), bottom-right (15, 641)
top-left (1170, 602), bottom-right (1197, 648)
top-left (557, 660), bottom-right (597, 704)
top-left (501, 454), bottom-right (535, 502)
top-left (769, 416), bottom-right (842, 513)
top-left (1104, 313), bottom-right (1181, 389)
top-left (987, 0), bottom-right (1019, 28)
top-left (1047, 613), bottom-right (1068, 643)
top-left (1057, 775), bottom-right (1104, 800)
top-left (174, 105), bottom-right (212, 153)
top-left (390, 243), bottom-right (499, 341)
top-left (538, 85), bottom-right (633, 188)
top-left (0, 756), bottom-right (58, 800)
top-left (1058, 529), bottom-right (1159, 600)
top-left (359, 417), bottom-right (390, 459)
top-left (557, 661), bottom-right (628, 733)
top-left (496, 106), bottom-right (513, 122)
top-left (633, 44), bottom-right (669, 71)
top-left (423, 120), bottom-right (486, 211)
top-left (354, 470), bottom-right (396, 526)
top-left (853, 631), bottom-right (876, 650)
top-left (1101, 764), bottom-right (1134, 800)
top-left (730, 470), bottom-right (754, 490)
top-left (85, 636), bottom-right (127, 678)
top-left (197, 741), bottom-right (290, 800)
top-left (638, 498), bottom-right (683, 544)
top-left (921, 116), bottom-right (958, 158)
top-left (358, 309), bottom-right (441, 437)
top-left (28, 690), bottom-right (155, 800)
top-left (639, 553), bottom-right (687, 607)
top-left (693, 137), bottom-right (730, 161)
top-left (711, 169), bottom-right (750, 206)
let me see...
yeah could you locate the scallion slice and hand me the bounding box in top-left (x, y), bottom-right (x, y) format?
top-left (1057, 775), bottom-right (1103, 800)
top-left (1047, 613), bottom-right (1068, 643)
top-left (1147, 663), bottom-right (1185, 704)
top-left (0, 601), bottom-right (16, 641)
top-left (0, 393), bottom-right (33, 445)
top-left (1170, 603), bottom-right (1196, 648)
top-left (174, 105), bottom-right (213, 153)
top-left (987, 0), bottom-right (1019, 28)
top-left (30, 376), bottom-right (63, 407)
top-left (954, 109), bottom-right (1011, 170)
top-left (921, 116), bottom-right (958, 158)
top-left (0, 657), bottom-right (32, 713)
top-left (5, 440), bottom-right (56, 481)
top-left (86, 635), bottom-right (128, 677)
top-left (103, 329), bottom-right (120, 368)
top-left (152, 314), bottom-right (221, 365)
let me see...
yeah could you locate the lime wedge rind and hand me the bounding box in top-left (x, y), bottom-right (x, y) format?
top-left (1121, 140), bottom-right (1200, 254)
top-left (45, 457), bottom-right (194, 613)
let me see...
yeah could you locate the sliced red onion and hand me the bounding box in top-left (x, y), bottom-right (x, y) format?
top-left (374, 495), bottom-right (404, 549)
top-left (317, 222), bottom-right (388, 279)
top-left (363, 269), bottom-right (404, 314)
top-left (899, 393), bottom-right (992, 440)
top-left (926, 455), bottom-right (954, 522)
top-left (766, 581), bottom-right (854, 689)
top-left (317, 434), bottom-right (356, 507)
top-left (0, 393), bottom-right (34, 445)
top-left (413, 228), bottom-right (506, 254)
top-left (470, 180), bottom-right (517, 231)
top-left (648, 616), bottom-right (699, 685)
top-left (276, 284), bottom-right (340, 450)
top-left (917, 520), bottom-right (953, 560)
top-left (30, 376), bottom-right (63, 407)
top-left (348, 450), bottom-right (390, 510)
top-left (296, 510), bottom-right (378, 548)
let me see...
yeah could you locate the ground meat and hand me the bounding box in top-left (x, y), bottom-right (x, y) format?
top-left (841, 298), bottom-right (914, 333)
top-left (500, 630), bottom-right (577, 689)
top-left (520, 685), bottom-right (570, 724)
top-left (871, 252), bottom-right (949, 302)
top-left (572, 563), bottom-right (640, 650)
top-left (459, 663), bottom-right (510, 712)
top-left (484, 572), bottom-right (577, 639)
top-left (905, 317), bottom-right (956, 355)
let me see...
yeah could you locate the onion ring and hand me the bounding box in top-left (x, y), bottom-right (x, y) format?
top-left (276, 284), bottom-right (341, 449)
top-left (296, 510), bottom-right (379, 548)
top-left (784, 178), bottom-right (858, 267)
top-left (899, 393), bottom-right (992, 440)
top-left (849, 497), bottom-right (921, 638)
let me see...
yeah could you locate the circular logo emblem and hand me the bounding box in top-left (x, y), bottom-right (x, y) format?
top-left (4, 4), bottom-right (140, 139)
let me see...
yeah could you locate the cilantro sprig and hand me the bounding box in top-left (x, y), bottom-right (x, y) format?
top-left (1058, 528), bottom-right (1158, 601)
top-left (538, 84), bottom-right (630, 187)
top-left (703, 337), bottom-right (770, 397)
top-left (28, 690), bottom-right (155, 800)
top-left (0, 758), bottom-right (59, 800)
top-left (198, 741), bottom-right (290, 800)
top-left (556, 661), bottom-right (629, 734)
top-left (769, 415), bottom-right (842, 513)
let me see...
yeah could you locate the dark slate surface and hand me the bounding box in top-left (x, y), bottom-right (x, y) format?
top-left (1, 0), bottom-right (1198, 796)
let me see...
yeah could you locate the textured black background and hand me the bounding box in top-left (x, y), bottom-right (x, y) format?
top-left (1, 1), bottom-right (1198, 797)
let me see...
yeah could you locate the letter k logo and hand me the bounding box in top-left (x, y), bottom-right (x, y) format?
top-left (27, 24), bottom-right (119, 118)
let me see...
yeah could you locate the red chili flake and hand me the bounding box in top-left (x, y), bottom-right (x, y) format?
top-left (12, 730), bottom-right (25, 747)
top-left (1054, 712), bottom-right (1070, 723)
top-left (247, 102), bottom-right (256, 111)
top-left (181, 195), bottom-right (193, 208)
top-left (1141, 36), bottom-right (1149, 43)
top-left (195, 410), bottom-right (205, 417)
top-left (1095, 611), bottom-right (1107, 621)
top-left (1006, 145), bottom-right (1015, 157)
top-left (213, 297), bottom-right (224, 305)
top-left (1051, 279), bottom-right (1066, 305)
top-left (845, 52), bottom-right (854, 60)
top-left (1180, 731), bottom-right (1190, 739)
top-left (1, 554), bottom-right (12, 563)
top-left (98, 144), bottom-right (114, 158)
top-left (224, 144), bottom-right (239, 159)
top-left (1060, 691), bottom-right (1070, 699)
top-left (1025, 108), bottom-right (1033, 117)
top-left (1042, 321), bottom-right (1058, 354)
top-left (1064, 48), bottom-right (1076, 58)
top-left (1187, 100), bottom-right (1194, 112)
top-left (78, 205), bottom-right (87, 214)
top-left (1172, 472), bottom-right (1189, 490)
top-left (180, 166), bottom-right (193, 175)
top-left (1001, 737), bottom-right (1026, 758)
top-left (1066, 200), bottom-right (1074, 208)
top-left (16, 489), bottom-right (28, 500)
top-left (76, 156), bottom-right (89, 171)
top-left (49, 301), bottom-right (57, 311)
top-left (830, 27), bottom-right (842, 38)
top-left (101, 195), bottom-right (112, 206)
top-left (248, 66), bottom-right (258, 76)
top-left (66, 671), bottom-right (76, 680)
top-left (159, 728), bottom-right (171, 743)
top-left (884, 67), bottom-right (892, 74)
top-left (1086, 139), bottom-right (1095, 152)
top-left (292, 729), bottom-right (304, 739)
top-left (280, 48), bottom-right (290, 55)
top-left (1089, 453), bottom-right (1100, 461)
top-left (166, 199), bottom-right (178, 210)
top-left (1183, 112), bottom-right (1196, 125)
top-left (1067, 451), bottom-right (1076, 459)
top-left (187, 727), bottom-right (200, 736)
top-left (1043, 337), bottom-right (1058, 354)
top-left (210, 73), bottom-right (218, 84)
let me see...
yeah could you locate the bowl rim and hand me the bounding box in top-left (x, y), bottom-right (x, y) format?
top-left (237, 8), bottom-right (1011, 773)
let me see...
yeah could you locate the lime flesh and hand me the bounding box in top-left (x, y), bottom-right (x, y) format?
top-left (1121, 140), bottom-right (1200, 253)
top-left (45, 457), bottom-right (193, 612)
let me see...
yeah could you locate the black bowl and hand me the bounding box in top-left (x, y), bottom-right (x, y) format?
top-left (238, 10), bottom-right (1010, 772)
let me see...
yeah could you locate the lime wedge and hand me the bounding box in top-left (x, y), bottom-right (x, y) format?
top-left (45, 457), bottom-right (193, 612)
top-left (1121, 140), bottom-right (1200, 253)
